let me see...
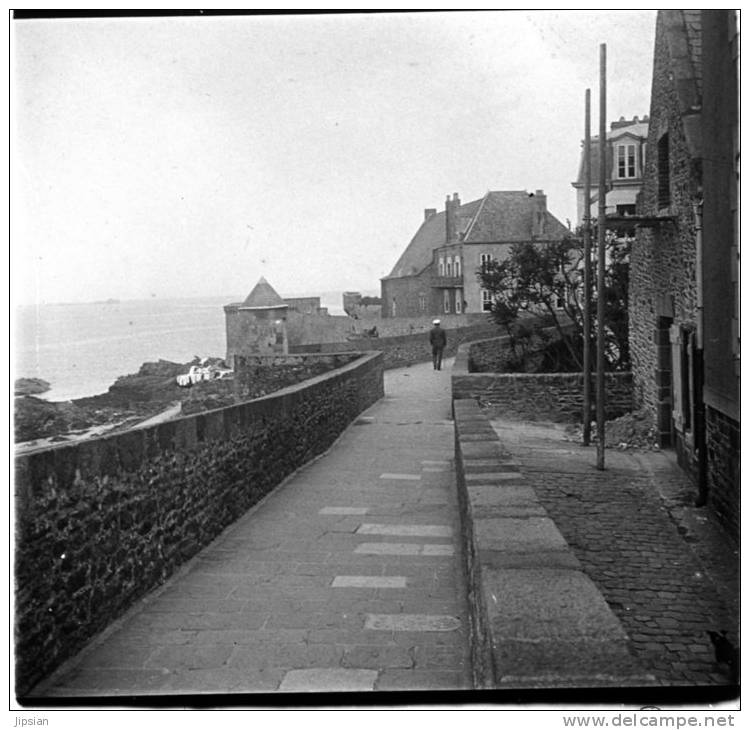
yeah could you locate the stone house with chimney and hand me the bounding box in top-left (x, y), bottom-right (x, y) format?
top-left (381, 190), bottom-right (569, 318)
top-left (629, 10), bottom-right (739, 539)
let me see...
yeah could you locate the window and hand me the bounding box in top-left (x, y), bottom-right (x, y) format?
top-left (438, 258), bottom-right (445, 276)
top-left (455, 257), bottom-right (461, 277)
top-left (446, 258), bottom-right (452, 277)
top-left (658, 133), bottom-right (670, 208)
top-left (391, 298), bottom-right (396, 317)
top-left (455, 292), bottom-right (462, 314)
top-left (617, 143), bottom-right (636, 178)
top-left (481, 289), bottom-right (493, 312)
top-left (418, 292), bottom-right (426, 312)
top-left (480, 253), bottom-right (492, 271)
top-left (443, 289), bottom-right (451, 314)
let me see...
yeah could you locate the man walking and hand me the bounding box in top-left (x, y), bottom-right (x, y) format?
top-left (429, 319), bottom-right (447, 371)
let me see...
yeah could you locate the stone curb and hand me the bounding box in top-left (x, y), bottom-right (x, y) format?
top-left (452, 398), bottom-right (655, 689)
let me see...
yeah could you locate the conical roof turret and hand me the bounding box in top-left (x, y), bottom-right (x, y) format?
top-left (241, 277), bottom-right (288, 309)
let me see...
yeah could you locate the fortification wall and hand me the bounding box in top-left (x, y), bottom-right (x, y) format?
top-left (14, 352), bottom-right (384, 696)
top-left (291, 322), bottom-right (502, 370)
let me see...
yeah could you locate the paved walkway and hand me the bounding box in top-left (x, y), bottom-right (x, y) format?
top-left (33, 359), bottom-right (473, 698)
top-left (489, 417), bottom-right (739, 687)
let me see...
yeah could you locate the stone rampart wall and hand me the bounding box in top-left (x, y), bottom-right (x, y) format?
top-left (287, 311), bottom-right (493, 348)
top-left (233, 352), bottom-right (360, 400)
top-left (14, 352), bottom-right (384, 696)
top-left (453, 338), bottom-right (633, 422)
top-left (291, 323), bottom-right (502, 370)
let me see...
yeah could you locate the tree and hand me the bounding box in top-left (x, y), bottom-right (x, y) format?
top-left (477, 234), bottom-right (630, 372)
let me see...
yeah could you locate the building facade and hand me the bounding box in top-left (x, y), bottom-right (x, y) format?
top-left (224, 277), bottom-right (289, 363)
top-left (629, 10), bottom-right (739, 539)
top-left (572, 116), bottom-right (649, 228)
top-left (381, 190), bottom-right (569, 318)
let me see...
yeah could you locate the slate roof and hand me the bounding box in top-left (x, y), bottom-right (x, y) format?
top-left (463, 191), bottom-right (569, 243)
top-left (384, 191), bottom-right (569, 279)
top-left (384, 198), bottom-right (482, 279)
top-left (241, 277), bottom-right (288, 309)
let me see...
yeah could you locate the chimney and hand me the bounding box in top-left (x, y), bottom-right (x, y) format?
top-left (424, 208), bottom-right (437, 221)
top-left (531, 189), bottom-right (547, 237)
top-left (445, 194), bottom-right (457, 243)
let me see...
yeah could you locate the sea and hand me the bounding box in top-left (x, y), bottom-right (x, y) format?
top-left (14, 294), bottom-right (347, 403)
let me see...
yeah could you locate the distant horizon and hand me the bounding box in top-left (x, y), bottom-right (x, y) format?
top-left (13, 287), bottom-right (382, 309)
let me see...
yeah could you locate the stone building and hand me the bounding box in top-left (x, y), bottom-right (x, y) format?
top-left (283, 296), bottom-right (327, 316)
top-left (629, 10), bottom-right (739, 538)
top-left (571, 115), bottom-right (649, 228)
top-left (381, 190), bottom-right (569, 318)
top-left (224, 277), bottom-right (289, 363)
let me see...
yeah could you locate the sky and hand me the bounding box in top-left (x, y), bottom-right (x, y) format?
top-left (12, 10), bottom-right (657, 305)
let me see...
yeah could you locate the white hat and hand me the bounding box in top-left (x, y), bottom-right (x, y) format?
top-left (433, 319), bottom-right (441, 324)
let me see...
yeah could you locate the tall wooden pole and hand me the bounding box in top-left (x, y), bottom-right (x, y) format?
top-left (596, 43), bottom-right (607, 470)
top-left (582, 89), bottom-right (592, 446)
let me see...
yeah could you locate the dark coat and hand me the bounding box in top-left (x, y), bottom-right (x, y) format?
top-left (429, 326), bottom-right (447, 349)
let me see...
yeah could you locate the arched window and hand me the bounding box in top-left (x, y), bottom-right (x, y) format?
top-left (438, 258), bottom-right (445, 276)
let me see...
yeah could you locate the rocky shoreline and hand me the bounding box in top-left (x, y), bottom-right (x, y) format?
top-left (14, 357), bottom-right (233, 444)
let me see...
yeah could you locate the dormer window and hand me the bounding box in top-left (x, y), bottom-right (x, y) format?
top-left (617, 143), bottom-right (637, 178)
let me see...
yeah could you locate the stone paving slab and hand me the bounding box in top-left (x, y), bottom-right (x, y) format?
top-left (364, 614), bottom-right (462, 632)
top-left (356, 524), bottom-right (453, 538)
top-left (484, 568), bottom-right (628, 641)
top-left (279, 668), bottom-right (378, 692)
top-left (478, 548), bottom-right (581, 571)
top-left (458, 442), bottom-right (511, 459)
top-left (464, 472), bottom-right (526, 484)
top-left (472, 517), bottom-right (569, 554)
top-left (31, 360), bottom-right (472, 698)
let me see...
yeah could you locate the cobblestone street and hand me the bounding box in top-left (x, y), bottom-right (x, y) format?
top-left (490, 418), bottom-right (740, 688)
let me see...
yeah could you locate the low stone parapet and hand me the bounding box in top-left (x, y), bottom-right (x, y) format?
top-left (453, 337), bottom-right (633, 422)
top-left (14, 351), bottom-right (384, 697)
top-left (291, 322), bottom-right (502, 370)
top-left (453, 398), bottom-right (652, 688)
